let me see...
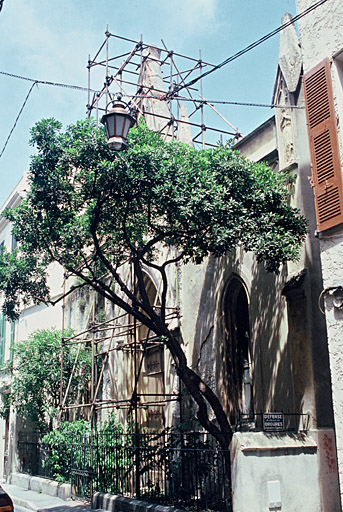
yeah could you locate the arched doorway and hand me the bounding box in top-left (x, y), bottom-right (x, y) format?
top-left (224, 275), bottom-right (253, 426)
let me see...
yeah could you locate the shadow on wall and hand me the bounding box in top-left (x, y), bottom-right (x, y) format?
top-left (189, 249), bottom-right (301, 433)
top-left (249, 260), bottom-right (295, 429)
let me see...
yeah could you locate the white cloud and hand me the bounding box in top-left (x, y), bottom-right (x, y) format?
top-left (157, 0), bottom-right (218, 48)
top-left (169, 0), bottom-right (217, 34)
top-left (1, 0), bottom-right (98, 84)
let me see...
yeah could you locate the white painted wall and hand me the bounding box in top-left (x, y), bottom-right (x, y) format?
top-left (0, 176), bottom-right (29, 479)
top-left (0, 175), bottom-right (66, 477)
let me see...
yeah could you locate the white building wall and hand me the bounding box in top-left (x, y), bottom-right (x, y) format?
top-left (0, 175), bottom-right (66, 478)
top-left (0, 176), bottom-right (29, 479)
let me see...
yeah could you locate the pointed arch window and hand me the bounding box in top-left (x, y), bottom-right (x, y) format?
top-left (134, 273), bottom-right (165, 431)
top-left (224, 276), bottom-right (253, 426)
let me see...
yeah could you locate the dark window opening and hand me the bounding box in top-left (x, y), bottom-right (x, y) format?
top-left (224, 276), bottom-right (253, 426)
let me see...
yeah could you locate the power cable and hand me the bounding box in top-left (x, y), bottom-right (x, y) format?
top-left (0, 81), bottom-right (37, 160)
top-left (0, 71), bottom-right (97, 93)
top-left (0, 71), bottom-right (304, 110)
top-left (1, 0), bottom-right (323, 158)
top-left (133, 94), bottom-right (305, 109)
top-left (168, 0), bottom-right (328, 98)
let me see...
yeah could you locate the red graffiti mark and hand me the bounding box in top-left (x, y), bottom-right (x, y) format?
top-left (323, 434), bottom-right (336, 474)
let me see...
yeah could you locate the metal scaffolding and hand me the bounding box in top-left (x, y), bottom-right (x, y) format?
top-left (59, 259), bottom-right (181, 430)
top-left (86, 30), bottom-right (242, 147)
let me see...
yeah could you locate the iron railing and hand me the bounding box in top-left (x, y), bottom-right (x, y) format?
top-left (18, 431), bottom-right (232, 511)
top-left (17, 433), bottom-right (52, 479)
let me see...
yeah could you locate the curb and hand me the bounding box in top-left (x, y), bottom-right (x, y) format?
top-left (9, 474), bottom-right (71, 501)
top-left (10, 495), bottom-right (39, 512)
top-left (93, 492), bottom-right (187, 512)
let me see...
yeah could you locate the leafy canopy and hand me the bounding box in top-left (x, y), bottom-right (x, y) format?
top-left (0, 118), bottom-right (307, 319)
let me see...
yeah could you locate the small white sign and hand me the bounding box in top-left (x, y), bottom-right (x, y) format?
top-left (268, 480), bottom-right (282, 510)
top-left (263, 412), bottom-right (284, 431)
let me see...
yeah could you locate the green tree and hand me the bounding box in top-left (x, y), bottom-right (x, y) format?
top-left (10, 328), bottom-right (91, 431)
top-left (0, 118), bottom-right (307, 447)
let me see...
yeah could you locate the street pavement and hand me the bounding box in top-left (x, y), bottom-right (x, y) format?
top-left (1, 483), bottom-right (97, 512)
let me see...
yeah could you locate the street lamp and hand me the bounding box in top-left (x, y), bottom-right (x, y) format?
top-left (101, 96), bottom-right (136, 151)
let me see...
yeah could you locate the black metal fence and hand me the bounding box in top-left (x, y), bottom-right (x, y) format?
top-left (17, 433), bottom-right (52, 479)
top-left (18, 431), bottom-right (232, 511)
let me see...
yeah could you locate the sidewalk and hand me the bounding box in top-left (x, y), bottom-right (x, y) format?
top-left (1, 483), bottom-right (95, 512)
top-left (1, 481), bottom-right (186, 512)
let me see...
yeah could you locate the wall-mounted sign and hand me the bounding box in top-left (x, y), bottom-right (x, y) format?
top-left (263, 413), bottom-right (284, 432)
top-left (147, 406), bottom-right (164, 430)
top-left (145, 346), bottom-right (163, 376)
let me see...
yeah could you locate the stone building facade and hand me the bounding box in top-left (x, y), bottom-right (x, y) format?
top-left (0, 11), bottom-right (342, 511)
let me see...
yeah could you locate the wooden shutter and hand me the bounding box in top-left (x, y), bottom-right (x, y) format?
top-left (303, 59), bottom-right (343, 231)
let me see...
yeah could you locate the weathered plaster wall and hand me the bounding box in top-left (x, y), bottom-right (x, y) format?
top-left (297, 0), bottom-right (343, 71)
top-left (179, 246), bottom-right (295, 427)
top-left (318, 236), bottom-right (343, 493)
top-left (0, 179), bottom-right (67, 478)
top-left (297, 0), bottom-right (343, 503)
top-left (230, 432), bottom-right (320, 512)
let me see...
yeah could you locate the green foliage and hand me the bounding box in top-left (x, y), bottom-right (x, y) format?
top-left (42, 415), bottom-right (125, 485)
top-left (0, 383), bottom-right (11, 419)
top-left (42, 420), bottom-right (91, 482)
top-left (41, 418), bottom-right (225, 507)
top-left (0, 118), bottom-right (307, 320)
top-left (11, 328), bottom-right (92, 431)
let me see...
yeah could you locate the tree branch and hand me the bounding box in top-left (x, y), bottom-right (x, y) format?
top-left (48, 282), bottom-right (88, 306)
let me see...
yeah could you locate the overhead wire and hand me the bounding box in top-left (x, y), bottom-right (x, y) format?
top-left (0, 81), bottom-right (37, 160)
top-left (0, 70), bottom-right (97, 93)
top-left (0, 0), bottom-right (325, 159)
top-left (168, 0), bottom-right (328, 98)
top-left (0, 0), bottom-right (328, 108)
top-left (131, 94), bottom-right (305, 109)
top-left (0, 72), bottom-right (305, 111)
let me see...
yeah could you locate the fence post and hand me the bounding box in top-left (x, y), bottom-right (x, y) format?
top-left (224, 449), bottom-right (233, 512)
top-left (70, 433), bottom-right (74, 489)
top-left (134, 416), bottom-right (140, 499)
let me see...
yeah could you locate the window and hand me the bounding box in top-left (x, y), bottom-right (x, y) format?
top-left (11, 234), bottom-right (17, 252)
top-left (224, 276), bottom-right (253, 425)
top-left (134, 274), bottom-right (165, 431)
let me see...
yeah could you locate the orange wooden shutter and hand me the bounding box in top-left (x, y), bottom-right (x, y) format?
top-left (303, 58), bottom-right (343, 231)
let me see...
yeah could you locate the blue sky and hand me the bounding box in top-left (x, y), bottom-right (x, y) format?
top-left (0, 0), bottom-right (297, 206)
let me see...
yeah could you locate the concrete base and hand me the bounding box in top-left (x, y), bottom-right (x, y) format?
top-left (230, 431), bottom-right (320, 512)
top-left (93, 492), bottom-right (187, 512)
top-left (9, 472), bottom-right (71, 500)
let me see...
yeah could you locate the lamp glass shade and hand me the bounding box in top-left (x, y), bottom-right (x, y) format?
top-left (101, 101), bottom-right (135, 151)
